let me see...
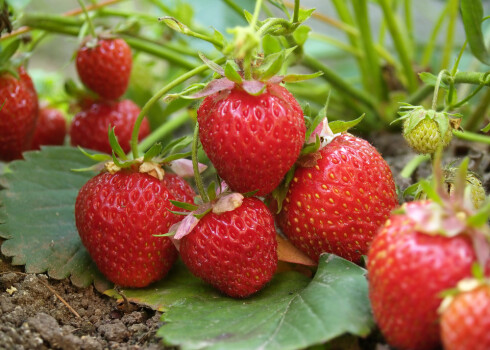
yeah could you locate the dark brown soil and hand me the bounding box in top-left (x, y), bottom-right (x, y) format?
top-left (0, 133), bottom-right (489, 350)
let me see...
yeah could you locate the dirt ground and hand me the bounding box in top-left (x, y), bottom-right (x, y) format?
top-left (0, 132), bottom-right (489, 350)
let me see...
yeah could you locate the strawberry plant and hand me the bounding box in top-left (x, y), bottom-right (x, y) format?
top-left (0, 0), bottom-right (489, 349)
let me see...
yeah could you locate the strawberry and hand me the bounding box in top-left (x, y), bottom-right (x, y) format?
top-left (197, 82), bottom-right (305, 196)
top-left (75, 163), bottom-right (194, 287)
top-left (440, 279), bottom-right (490, 350)
top-left (275, 133), bottom-right (398, 263)
top-left (76, 38), bottom-right (132, 100)
top-left (162, 172), bottom-right (196, 203)
top-left (30, 107), bottom-right (67, 150)
top-left (367, 200), bottom-right (490, 350)
top-left (0, 67), bottom-right (39, 161)
top-left (70, 99), bottom-right (150, 154)
top-left (398, 104), bottom-right (460, 154)
top-left (174, 195), bottom-right (277, 298)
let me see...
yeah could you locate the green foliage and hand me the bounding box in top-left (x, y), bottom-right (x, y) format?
top-left (107, 255), bottom-right (374, 350)
top-left (0, 147), bottom-right (111, 291)
top-left (461, 0), bottom-right (490, 65)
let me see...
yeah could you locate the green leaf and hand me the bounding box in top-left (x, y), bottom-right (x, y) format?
top-left (297, 8), bottom-right (315, 23)
top-left (257, 50), bottom-right (285, 81)
top-left (481, 123), bottom-right (490, 133)
top-left (329, 114), bottom-right (365, 134)
top-left (198, 52), bottom-right (225, 76)
top-left (0, 39), bottom-right (20, 65)
top-left (212, 29), bottom-right (226, 49)
top-left (161, 136), bottom-right (193, 156)
top-left (152, 254), bottom-right (373, 349)
top-left (143, 143), bottom-right (163, 162)
top-left (108, 127), bottom-right (127, 160)
top-left (0, 147), bottom-right (111, 291)
top-left (293, 25), bottom-right (311, 46)
top-left (282, 71), bottom-right (323, 83)
top-left (76, 146), bottom-right (111, 164)
top-left (461, 0), bottom-right (490, 65)
top-left (224, 61), bottom-right (242, 84)
top-left (169, 200), bottom-right (198, 211)
top-left (262, 35), bottom-right (282, 55)
top-left (160, 16), bottom-right (190, 34)
top-left (160, 151), bottom-right (192, 163)
top-left (206, 181), bottom-right (217, 201)
top-left (419, 72), bottom-right (449, 89)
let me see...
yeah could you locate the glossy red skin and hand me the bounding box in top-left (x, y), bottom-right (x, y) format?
top-left (75, 170), bottom-right (192, 287)
top-left (197, 83), bottom-right (305, 196)
top-left (76, 38), bottom-right (132, 100)
top-left (30, 107), bottom-right (67, 150)
top-left (441, 286), bottom-right (490, 350)
top-left (180, 197), bottom-right (278, 298)
top-left (70, 99), bottom-right (150, 154)
top-left (0, 67), bottom-right (39, 161)
top-left (162, 173), bottom-right (196, 204)
top-left (368, 201), bottom-right (490, 350)
top-left (275, 134), bottom-right (398, 263)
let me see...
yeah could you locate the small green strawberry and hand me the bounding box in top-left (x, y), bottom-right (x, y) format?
top-left (397, 104), bottom-right (460, 154)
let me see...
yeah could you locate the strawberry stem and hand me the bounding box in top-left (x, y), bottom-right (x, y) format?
top-left (192, 123), bottom-right (209, 203)
top-left (77, 0), bottom-right (97, 38)
top-left (129, 56), bottom-right (227, 159)
top-left (292, 0), bottom-right (300, 23)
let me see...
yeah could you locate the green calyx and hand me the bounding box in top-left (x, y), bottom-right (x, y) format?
top-left (395, 103), bottom-right (461, 154)
top-left (74, 128), bottom-right (193, 176)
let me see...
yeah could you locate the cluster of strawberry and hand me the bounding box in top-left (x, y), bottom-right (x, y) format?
top-left (74, 65), bottom-right (401, 299)
top-left (0, 66), bottom-right (66, 162)
top-left (70, 37), bottom-right (150, 154)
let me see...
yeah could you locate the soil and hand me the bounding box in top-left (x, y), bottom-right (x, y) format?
top-left (0, 133), bottom-right (489, 350)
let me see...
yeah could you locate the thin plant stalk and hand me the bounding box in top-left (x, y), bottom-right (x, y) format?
top-left (129, 57), bottom-right (227, 159)
top-left (421, 3), bottom-right (449, 67)
top-left (378, 0), bottom-right (418, 92)
top-left (192, 123), bottom-right (209, 202)
top-left (441, 0), bottom-right (458, 70)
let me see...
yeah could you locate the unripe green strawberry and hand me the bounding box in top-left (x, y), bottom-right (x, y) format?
top-left (440, 279), bottom-right (490, 350)
top-left (398, 104), bottom-right (460, 154)
top-left (416, 167), bottom-right (486, 211)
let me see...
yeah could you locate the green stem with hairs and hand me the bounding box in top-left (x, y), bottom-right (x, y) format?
top-left (292, 0), bottom-right (300, 23)
top-left (77, 0), bottom-right (97, 37)
top-left (453, 130), bottom-right (490, 145)
top-left (378, 0), bottom-right (417, 92)
top-left (192, 123), bottom-right (209, 202)
top-left (250, 0), bottom-right (264, 28)
top-left (130, 57), bottom-right (227, 159)
top-left (256, 18), bottom-right (293, 37)
top-left (222, 0), bottom-right (245, 18)
top-left (137, 112), bottom-right (189, 153)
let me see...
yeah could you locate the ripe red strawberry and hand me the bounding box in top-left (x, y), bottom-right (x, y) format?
top-left (76, 38), bottom-right (132, 100)
top-left (30, 107), bottom-right (67, 150)
top-left (75, 166), bottom-right (194, 287)
top-left (162, 173), bottom-right (196, 203)
top-left (440, 281), bottom-right (490, 350)
top-left (0, 67), bottom-right (39, 161)
top-left (70, 99), bottom-right (150, 154)
top-left (179, 197), bottom-right (277, 298)
top-left (367, 200), bottom-right (490, 350)
top-left (275, 133), bottom-right (398, 263)
top-left (197, 82), bottom-right (305, 196)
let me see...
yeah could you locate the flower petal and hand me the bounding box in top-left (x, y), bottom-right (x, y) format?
top-left (212, 193), bottom-right (244, 214)
top-left (170, 159), bottom-right (207, 178)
